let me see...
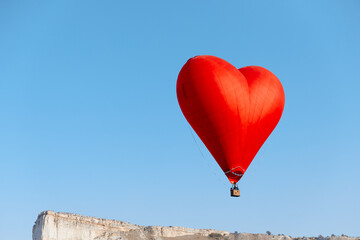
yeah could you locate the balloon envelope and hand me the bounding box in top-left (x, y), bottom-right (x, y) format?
top-left (177, 55), bottom-right (285, 184)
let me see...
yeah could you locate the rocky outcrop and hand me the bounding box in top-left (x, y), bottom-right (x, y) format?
top-left (32, 211), bottom-right (360, 240)
top-left (32, 211), bottom-right (230, 240)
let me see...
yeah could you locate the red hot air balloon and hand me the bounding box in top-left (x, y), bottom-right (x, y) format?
top-left (176, 55), bottom-right (285, 197)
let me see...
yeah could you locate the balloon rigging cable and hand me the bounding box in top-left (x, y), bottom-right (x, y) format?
top-left (188, 126), bottom-right (228, 186)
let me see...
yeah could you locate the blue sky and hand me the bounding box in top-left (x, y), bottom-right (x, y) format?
top-left (1, 1), bottom-right (359, 239)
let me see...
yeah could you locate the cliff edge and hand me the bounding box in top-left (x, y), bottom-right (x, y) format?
top-left (32, 211), bottom-right (230, 240)
top-left (32, 211), bottom-right (359, 240)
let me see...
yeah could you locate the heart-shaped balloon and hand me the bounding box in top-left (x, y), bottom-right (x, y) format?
top-left (177, 55), bottom-right (285, 184)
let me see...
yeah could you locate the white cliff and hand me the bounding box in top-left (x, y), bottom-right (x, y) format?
top-left (32, 211), bottom-right (230, 240)
top-left (32, 211), bottom-right (360, 240)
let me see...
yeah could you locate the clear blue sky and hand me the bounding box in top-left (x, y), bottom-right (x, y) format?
top-left (1, 1), bottom-right (359, 239)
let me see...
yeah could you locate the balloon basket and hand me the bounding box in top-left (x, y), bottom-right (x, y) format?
top-left (230, 184), bottom-right (240, 197)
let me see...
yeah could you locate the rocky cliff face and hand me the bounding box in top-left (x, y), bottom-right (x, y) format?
top-left (32, 211), bottom-right (359, 240)
top-left (32, 211), bottom-right (230, 240)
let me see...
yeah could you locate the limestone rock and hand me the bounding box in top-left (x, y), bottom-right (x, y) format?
top-left (32, 211), bottom-right (360, 240)
top-left (32, 211), bottom-right (230, 240)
